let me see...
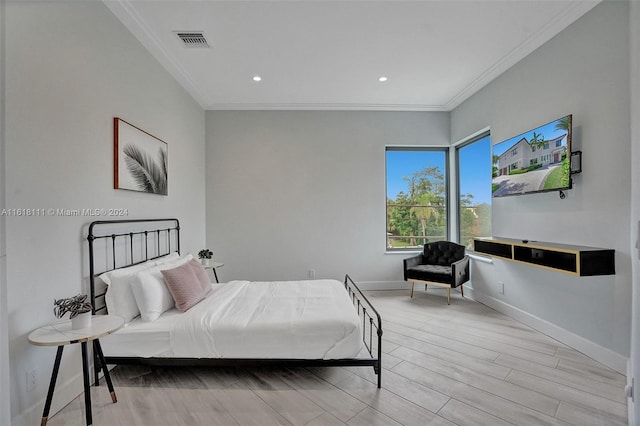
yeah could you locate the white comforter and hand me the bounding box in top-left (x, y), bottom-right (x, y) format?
top-left (170, 279), bottom-right (363, 359)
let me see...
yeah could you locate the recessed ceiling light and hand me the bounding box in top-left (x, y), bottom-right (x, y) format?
top-left (378, 76), bottom-right (388, 82)
top-left (253, 75), bottom-right (262, 82)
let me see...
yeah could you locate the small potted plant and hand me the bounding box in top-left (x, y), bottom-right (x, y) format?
top-left (198, 249), bottom-right (214, 266)
top-left (54, 294), bottom-right (93, 330)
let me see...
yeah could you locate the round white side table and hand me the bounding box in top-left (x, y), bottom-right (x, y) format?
top-left (28, 315), bottom-right (124, 425)
top-left (202, 261), bottom-right (224, 283)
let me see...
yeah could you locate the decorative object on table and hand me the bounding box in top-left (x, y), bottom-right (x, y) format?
top-left (198, 248), bottom-right (214, 266)
top-left (114, 117), bottom-right (168, 196)
top-left (53, 294), bottom-right (93, 330)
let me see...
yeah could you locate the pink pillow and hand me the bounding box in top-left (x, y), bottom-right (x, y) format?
top-left (161, 262), bottom-right (206, 312)
top-left (188, 259), bottom-right (212, 295)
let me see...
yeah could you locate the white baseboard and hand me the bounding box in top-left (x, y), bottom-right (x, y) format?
top-left (464, 285), bottom-right (628, 374)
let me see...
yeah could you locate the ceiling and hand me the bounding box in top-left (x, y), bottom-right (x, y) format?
top-left (105, 0), bottom-right (600, 111)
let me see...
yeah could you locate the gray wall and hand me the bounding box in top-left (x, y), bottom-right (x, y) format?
top-left (0, 0), bottom-right (8, 423)
top-left (629, 0), bottom-right (639, 422)
top-left (206, 111), bottom-right (449, 285)
top-left (6, 2), bottom-right (205, 423)
top-left (451, 1), bottom-right (631, 366)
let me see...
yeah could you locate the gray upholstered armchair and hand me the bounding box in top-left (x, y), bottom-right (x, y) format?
top-left (403, 241), bottom-right (470, 304)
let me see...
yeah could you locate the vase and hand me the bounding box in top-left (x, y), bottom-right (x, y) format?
top-left (71, 311), bottom-right (92, 330)
top-left (201, 259), bottom-right (211, 266)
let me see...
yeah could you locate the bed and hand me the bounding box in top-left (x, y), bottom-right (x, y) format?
top-left (87, 218), bottom-right (383, 388)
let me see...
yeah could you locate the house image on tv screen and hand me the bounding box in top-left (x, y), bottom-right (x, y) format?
top-left (496, 134), bottom-right (566, 176)
top-left (491, 115), bottom-right (572, 197)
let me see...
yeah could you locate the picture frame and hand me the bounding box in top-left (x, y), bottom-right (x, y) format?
top-left (114, 118), bottom-right (168, 195)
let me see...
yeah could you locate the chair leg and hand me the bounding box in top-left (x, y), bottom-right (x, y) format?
top-left (447, 288), bottom-right (450, 305)
top-left (424, 284), bottom-right (427, 291)
top-left (410, 281), bottom-right (414, 298)
top-left (460, 285), bottom-right (464, 298)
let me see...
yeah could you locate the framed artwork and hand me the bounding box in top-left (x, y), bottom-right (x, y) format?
top-left (114, 118), bottom-right (168, 195)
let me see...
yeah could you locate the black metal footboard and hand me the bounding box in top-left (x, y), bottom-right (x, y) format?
top-left (344, 274), bottom-right (383, 388)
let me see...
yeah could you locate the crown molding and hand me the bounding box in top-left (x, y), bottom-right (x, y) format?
top-left (205, 102), bottom-right (447, 112)
top-left (103, 0), bottom-right (209, 109)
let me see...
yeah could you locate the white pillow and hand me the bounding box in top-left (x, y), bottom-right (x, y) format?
top-left (98, 261), bottom-right (153, 286)
top-left (131, 254), bottom-right (193, 321)
top-left (163, 253), bottom-right (193, 268)
top-left (99, 261), bottom-right (154, 323)
top-left (153, 252), bottom-right (180, 265)
top-left (131, 268), bottom-right (175, 322)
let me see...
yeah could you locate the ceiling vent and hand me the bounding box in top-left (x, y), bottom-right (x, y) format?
top-left (175, 32), bottom-right (210, 48)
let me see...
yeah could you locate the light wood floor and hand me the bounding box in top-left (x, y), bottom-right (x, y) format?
top-left (49, 289), bottom-right (628, 425)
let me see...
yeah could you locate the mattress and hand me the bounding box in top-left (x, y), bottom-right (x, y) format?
top-left (101, 279), bottom-right (363, 359)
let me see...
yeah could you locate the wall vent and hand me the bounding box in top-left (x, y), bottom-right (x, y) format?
top-left (175, 32), bottom-right (210, 48)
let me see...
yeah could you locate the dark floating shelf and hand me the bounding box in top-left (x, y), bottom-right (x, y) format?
top-left (473, 237), bottom-right (615, 276)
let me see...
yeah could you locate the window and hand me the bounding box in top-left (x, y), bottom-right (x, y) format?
top-left (386, 148), bottom-right (448, 250)
top-left (511, 148), bottom-right (518, 156)
top-left (457, 132), bottom-right (491, 249)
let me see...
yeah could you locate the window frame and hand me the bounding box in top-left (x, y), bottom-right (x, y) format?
top-left (455, 129), bottom-right (491, 249)
top-left (385, 146), bottom-right (450, 252)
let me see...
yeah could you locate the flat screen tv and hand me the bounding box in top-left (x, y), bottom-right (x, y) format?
top-left (492, 114), bottom-right (572, 198)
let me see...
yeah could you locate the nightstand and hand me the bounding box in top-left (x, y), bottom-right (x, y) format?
top-left (28, 315), bottom-right (124, 425)
top-left (202, 261), bottom-right (224, 283)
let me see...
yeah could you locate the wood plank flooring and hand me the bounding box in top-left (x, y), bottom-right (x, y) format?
top-left (48, 289), bottom-right (628, 425)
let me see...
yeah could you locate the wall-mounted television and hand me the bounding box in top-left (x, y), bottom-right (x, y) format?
top-left (492, 114), bottom-right (572, 198)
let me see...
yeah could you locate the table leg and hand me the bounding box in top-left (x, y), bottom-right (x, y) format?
top-left (93, 340), bottom-right (100, 386)
top-left (81, 341), bottom-right (93, 425)
top-left (93, 339), bottom-right (117, 403)
top-left (41, 345), bottom-right (64, 426)
top-left (212, 268), bottom-right (219, 283)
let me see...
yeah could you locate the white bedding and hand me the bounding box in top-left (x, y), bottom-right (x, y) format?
top-left (101, 279), bottom-right (363, 359)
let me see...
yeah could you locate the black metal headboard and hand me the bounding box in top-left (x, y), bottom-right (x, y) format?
top-left (87, 218), bottom-right (181, 314)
